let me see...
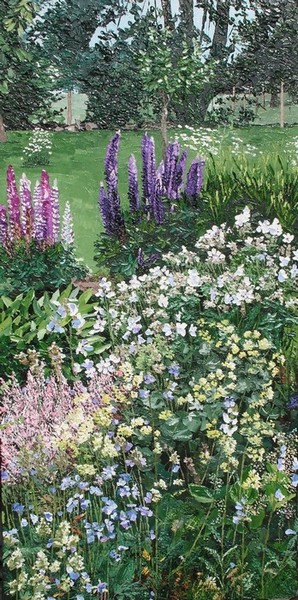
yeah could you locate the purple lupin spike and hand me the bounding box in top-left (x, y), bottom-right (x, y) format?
top-left (173, 150), bottom-right (188, 200)
top-left (103, 132), bottom-right (126, 238)
top-left (98, 182), bottom-right (113, 236)
top-left (50, 179), bottom-right (60, 243)
top-left (19, 174), bottom-right (34, 240)
top-left (41, 170), bottom-right (53, 244)
top-left (7, 165), bottom-right (21, 241)
top-left (0, 205), bottom-right (9, 249)
top-left (141, 134), bottom-right (150, 204)
top-left (104, 131), bottom-right (120, 197)
top-left (142, 134), bottom-right (156, 212)
top-left (163, 141), bottom-right (180, 200)
top-left (128, 154), bottom-right (140, 214)
top-left (185, 158), bottom-right (199, 204)
top-left (152, 174), bottom-right (165, 225)
top-left (147, 136), bottom-right (156, 218)
top-left (33, 181), bottom-right (44, 243)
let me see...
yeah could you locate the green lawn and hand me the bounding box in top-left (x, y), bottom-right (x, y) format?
top-left (1, 125), bottom-right (298, 269)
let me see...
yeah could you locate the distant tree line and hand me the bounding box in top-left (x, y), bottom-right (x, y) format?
top-left (1, 0), bottom-right (298, 141)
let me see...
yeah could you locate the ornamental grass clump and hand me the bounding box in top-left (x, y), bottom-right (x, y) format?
top-left (0, 166), bottom-right (87, 295)
top-left (95, 131), bottom-right (205, 276)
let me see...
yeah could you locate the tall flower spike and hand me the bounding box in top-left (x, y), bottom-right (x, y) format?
top-left (50, 179), bottom-right (60, 243)
top-left (19, 173), bottom-right (34, 240)
top-left (128, 154), bottom-right (140, 214)
top-left (173, 150), bottom-right (188, 201)
top-left (7, 165), bottom-right (21, 241)
top-left (147, 136), bottom-right (156, 217)
top-left (141, 134), bottom-right (150, 204)
top-left (163, 141), bottom-right (180, 200)
top-left (102, 132), bottom-right (126, 239)
top-left (152, 173), bottom-right (165, 225)
top-left (142, 134), bottom-right (156, 211)
top-left (61, 201), bottom-right (74, 249)
top-left (41, 169), bottom-right (53, 244)
top-left (33, 181), bottom-right (44, 243)
top-left (0, 205), bottom-right (9, 249)
top-left (104, 131), bottom-right (121, 196)
top-left (98, 182), bottom-right (113, 235)
top-left (185, 158), bottom-right (199, 205)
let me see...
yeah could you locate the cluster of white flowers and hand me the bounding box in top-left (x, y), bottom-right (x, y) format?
top-left (44, 209), bottom-right (298, 382)
top-left (22, 128), bottom-right (52, 166)
top-left (176, 126), bottom-right (261, 158)
top-left (285, 135), bottom-right (298, 167)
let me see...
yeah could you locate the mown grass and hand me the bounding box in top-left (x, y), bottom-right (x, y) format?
top-left (1, 125), bottom-right (298, 268)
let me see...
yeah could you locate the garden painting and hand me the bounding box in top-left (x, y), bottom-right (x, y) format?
top-left (1, 1), bottom-right (298, 599)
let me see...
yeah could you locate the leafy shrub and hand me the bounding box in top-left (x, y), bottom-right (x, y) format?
top-left (0, 166), bottom-right (87, 296)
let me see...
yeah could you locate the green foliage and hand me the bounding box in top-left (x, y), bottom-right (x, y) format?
top-left (0, 284), bottom-right (103, 380)
top-left (201, 154), bottom-right (298, 235)
top-left (0, 0), bottom-right (36, 92)
top-left (94, 201), bottom-right (202, 277)
top-left (0, 241), bottom-right (87, 298)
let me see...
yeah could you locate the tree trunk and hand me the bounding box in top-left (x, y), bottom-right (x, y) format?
top-left (0, 113), bottom-right (7, 143)
top-left (231, 86), bottom-right (236, 112)
top-left (161, 0), bottom-right (174, 30)
top-left (196, 83), bottom-right (217, 124)
top-left (270, 91), bottom-right (278, 107)
top-left (161, 92), bottom-right (169, 159)
top-left (210, 1), bottom-right (231, 60)
top-left (280, 81), bottom-right (285, 128)
top-left (67, 90), bottom-right (72, 126)
top-left (179, 0), bottom-right (194, 37)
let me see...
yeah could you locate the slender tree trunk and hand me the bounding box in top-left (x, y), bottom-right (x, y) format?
top-left (262, 88), bottom-right (266, 109)
top-left (210, 1), bottom-right (231, 60)
top-left (280, 81), bottom-right (285, 128)
top-left (0, 113), bottom-right (7, 143)
top-left (270, 91), bottom-right (278, 107)
top-left (196, 84), bottom-right (217, 124)
top-left (161, 0), bottom-right (174, 30)
top-left (193, 1), bottom-right (231, 124)
top-left (67, 90), bottom-right (72, 126)
top-left (231, 86), bottom-right (236, 112)
top-left (161, 91), bottom-right (169, 159)
top-left (179, 0), bottom-right (194, 37)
